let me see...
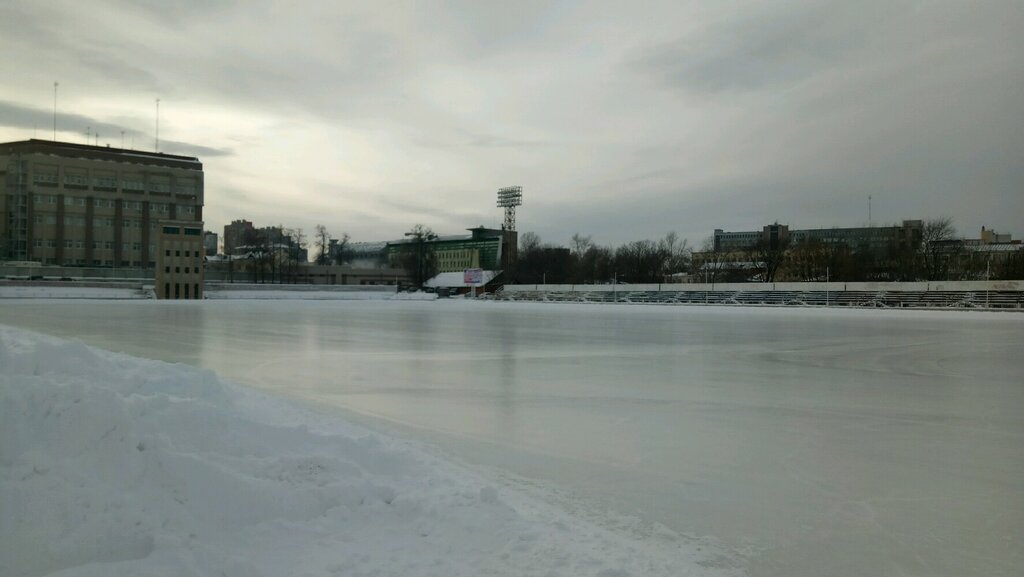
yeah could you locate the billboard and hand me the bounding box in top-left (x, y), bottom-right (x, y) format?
top-left (463, 268), bottom-right (484, 285)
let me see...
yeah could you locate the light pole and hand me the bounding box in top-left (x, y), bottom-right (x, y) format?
top-left (825, 266), bottom-right (830, 307)
top-left (986, 256), bottom-right (991, 309)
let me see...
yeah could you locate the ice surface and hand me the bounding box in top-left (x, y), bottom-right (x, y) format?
top-left (0, 326), bottom-right (731, 577)
top-left (1, 300), bottom-right (1021, 577)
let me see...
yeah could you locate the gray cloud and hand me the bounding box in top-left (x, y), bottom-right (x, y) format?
top-left (0, 101), bottom-right (232, 157)
top-left (1, 1), bottom-right (1021, 245)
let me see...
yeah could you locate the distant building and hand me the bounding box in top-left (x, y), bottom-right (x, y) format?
top-left (0, 139), bottom-right (203, 267)
top-left (331, 240), bottom-right (388, 268)
top-left (203, 231), bottom-right (218, 256)
top-left (713, 220), bottom-right (923, 253)
top-left (222, 219), bottom-right (253, 255)
top-left (155, 221), bottom-right (205, 299)
top-left (386, 227), bottom-right (511, 273)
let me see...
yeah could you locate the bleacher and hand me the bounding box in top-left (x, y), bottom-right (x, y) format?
top-left (497, 287), bottom-right (1024, 310)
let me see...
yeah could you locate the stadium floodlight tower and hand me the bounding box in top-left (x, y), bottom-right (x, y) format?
top-left (497, 185), bottom-right (523, 231)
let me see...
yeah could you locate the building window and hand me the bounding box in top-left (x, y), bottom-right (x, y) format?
top-left (165, 266), bottom-right (170, 273)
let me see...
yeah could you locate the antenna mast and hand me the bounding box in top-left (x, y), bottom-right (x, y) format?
top-left (155, 98), bottom-right (161, 152)
top-left (52, 81), bottom-right (59, 141)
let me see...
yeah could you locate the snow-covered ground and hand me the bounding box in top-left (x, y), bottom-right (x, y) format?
top-left (0, 286), bottom-right (146, 299)
top-left (205, 289), bottom-right (436, 300)
top-left (1, 300), bottom-right (1021, 577)
top-left (0, 326), bottom-right (734, 577)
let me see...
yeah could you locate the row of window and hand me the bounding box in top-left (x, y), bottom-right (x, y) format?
top-left (32, 239), bottom-right (153, 251)
top-left (164, 283), bottom-right (202, 300)
top-left (163, 266), bottom-right (199, 274)
top-left (31, 195), bottom-right (181, 213)
top-left (164, 249), bottom-right (201, 258)
top-left (33, 173), bottom-right (197, 194)
top-left (41, 259), bottom-right (156, 267)
top-left (33, 214), bottom-right (157, 228)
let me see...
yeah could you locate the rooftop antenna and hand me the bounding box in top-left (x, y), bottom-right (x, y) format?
top-left (496, 185), bottom-right (523, 231)
top-left (155, 98), bottom-right (160, 153)
top-left (52, 81), bottom-right (59, 141)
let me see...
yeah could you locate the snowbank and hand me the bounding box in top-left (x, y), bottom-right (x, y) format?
top-left (205, 289), bottom-right (437, 300)
top-left (0, 327), bottom-right (731, 577)
top-left (0, 286), bottom-right (147, 299)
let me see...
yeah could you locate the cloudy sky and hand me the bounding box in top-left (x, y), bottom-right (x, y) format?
top-left (1, 0), bottom-right (1021, 247)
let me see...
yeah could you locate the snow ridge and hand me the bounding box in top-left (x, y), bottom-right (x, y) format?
top-left (0, 326), bottom-right (740, 577)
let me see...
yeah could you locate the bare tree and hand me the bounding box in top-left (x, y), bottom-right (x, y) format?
top-left (519, 231), bottom-right (542, 255)
top-left (746, 237), bottom-right (790, 282)
top-left (399, 225), bottom-right (437, 289)
top-left (920, 217), bottom-right (959, 281)
top-left (331, 232), bottom-right (351, 265)
top-left (283, 227), bottom-right (306, 283)
top-left (659, 231), bottom-right (691, 278)
top-left (694, 236), bottom-right (732, 284)
top-left (314, 224), bottom-right (331, 266)
top-left (614, 240), bottom-right (667, 283)
top-left (570, 233), bottom-right (593, 256)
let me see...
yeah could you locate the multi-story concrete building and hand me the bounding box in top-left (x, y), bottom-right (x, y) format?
top-left (713, 220), bottom-right (923, 253)
top-left (386, 227), bottom-right (511, 273)
top-left (155, 221), bottom-right (205, 299)
top-left (222, 219), bottom-right (253, 255)
top-left (203, 231), bottom-right (218, 256)
top-left (0, 139), bottom-right (203, 267)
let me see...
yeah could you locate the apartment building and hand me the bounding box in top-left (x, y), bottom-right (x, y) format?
top-left (0, 139), bottom-right (204, 267)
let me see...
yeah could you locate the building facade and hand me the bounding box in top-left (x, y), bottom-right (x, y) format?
top-left (155, 221), bottom-right (205, 299)
top-left (386, 227), bottom-right (508, 273)
top-left (222, 219), bottom-right (253, 255)
top-left (203, 230), bottom-right (218, 256)
top-left (0, 139), bottom-right (203, 267)
top-left (713, 220), bottom-right (923, 253)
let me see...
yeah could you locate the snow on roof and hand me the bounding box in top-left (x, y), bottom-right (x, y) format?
top-left (424, 270), bottom-right (499, 288)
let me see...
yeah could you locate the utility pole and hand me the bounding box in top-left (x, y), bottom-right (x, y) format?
top-left (155, 98), bottom-right (161, 152)
top-left (52, 81), bottom-right (59, 140)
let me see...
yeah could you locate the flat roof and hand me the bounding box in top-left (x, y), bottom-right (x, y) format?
top-left (0, 139), bottom-right (203, 170)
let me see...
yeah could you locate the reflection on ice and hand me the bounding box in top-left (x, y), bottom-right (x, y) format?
top-left (1, 300), bottom-right (1021, 577)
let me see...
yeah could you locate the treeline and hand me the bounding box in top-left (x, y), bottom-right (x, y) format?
top-left (514, 232), bottom-right (692, 284)
top-left (514, 219), bottom-right (1024, 284)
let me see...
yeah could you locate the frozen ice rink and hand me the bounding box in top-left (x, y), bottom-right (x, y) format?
top-left (1, 300), bottom-right (1021, 577)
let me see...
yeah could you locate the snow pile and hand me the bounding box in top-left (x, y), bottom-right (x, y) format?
top-left (0, 286), bottom-right (146, 299)
top-left (206, 289), bottom-right (437, 301)
top-left (0, 327), bottom-right (731, 577)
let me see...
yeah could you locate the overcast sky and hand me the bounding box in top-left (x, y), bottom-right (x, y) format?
top-left (1, 0), bottom-right (1021, 246)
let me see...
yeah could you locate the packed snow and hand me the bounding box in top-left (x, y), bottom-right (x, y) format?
top-left (1, 300), bottom-right (1021, 577)
top-left (0, 286), bottom-right (146, 299)
top-left (0, 326), bottom-right (735, 577)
